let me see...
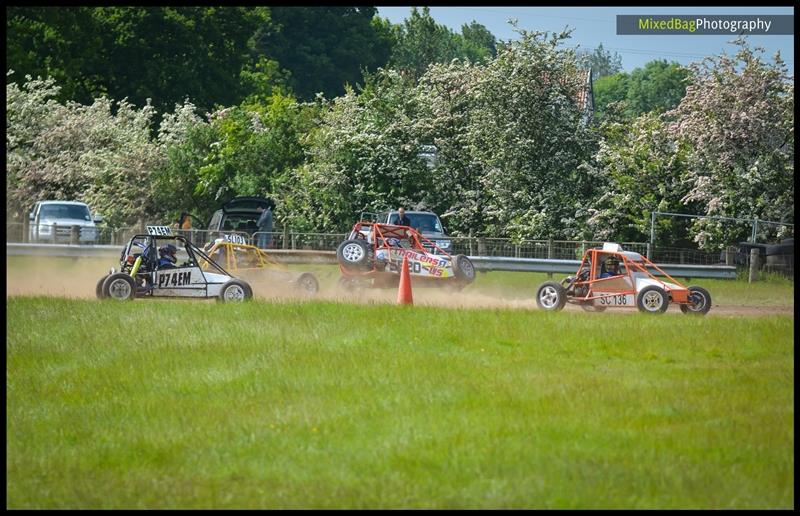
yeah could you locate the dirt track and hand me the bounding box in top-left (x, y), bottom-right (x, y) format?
top-left (6, 257), bottom-right (792, 318)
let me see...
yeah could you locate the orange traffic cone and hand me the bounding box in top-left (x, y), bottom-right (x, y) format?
top-left (397, 255), bottom-right (413, 305)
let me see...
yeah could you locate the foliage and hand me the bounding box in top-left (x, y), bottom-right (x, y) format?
top-left (466, 27), bottom-right (598, 239)
top-left (584, 112), bottom-right (698, 245)
top-left (668, 39), bottom-right (794, 248)
top-left (594, 60), bottom-right (691, 122)
top-left (6, 72), bottom-right (165, 226)
top-left (388, 7), bottom-right (497, 81)
top-left (255, 7), bottom-right (394, 101)
top-left (577, 43), bottom-right (623, 80)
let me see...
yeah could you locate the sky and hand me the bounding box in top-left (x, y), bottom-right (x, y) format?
top-left (376, 6), bottom-right (794, 74)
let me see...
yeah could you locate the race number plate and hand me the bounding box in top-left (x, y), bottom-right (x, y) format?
top-left (595, 293), bottom-right (635, 307)
top-left (146, 225), bottom-right (173, 236)
top-left (223, 233), bottom-right (247, 245)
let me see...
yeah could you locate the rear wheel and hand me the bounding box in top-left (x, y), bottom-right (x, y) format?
top-left (295, 272), bottom-right (319, 297)
top-left (536, 281), bottom-right (567, 311)
top-left (218, 279), bottom-right (253, 302)
top-left (680, 286), bottom-right (712, 315)
top-left (102, 273), bottom-right (136, 301)
top-left (337, 239), bottom-right (371, 271)
top-left (96, 275), bottom-right (109, 299)
top-left (636, 286), bottom-right (668, 314)
top-left (337, 275), bottom-right (363, 293)
top-left (580, 303), bottom-right (607, 312)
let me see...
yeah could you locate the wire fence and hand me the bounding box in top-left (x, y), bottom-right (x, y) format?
top-left (5, 222), bottom-right (793, 277)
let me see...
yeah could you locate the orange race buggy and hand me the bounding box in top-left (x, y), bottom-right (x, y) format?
top-left (336, 221), bottom-right (475, 290)
top-left (536, 243), bottom-right (712, 315)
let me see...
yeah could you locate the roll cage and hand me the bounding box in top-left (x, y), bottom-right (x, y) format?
top-left (568, 247), bottom-right (691, 304)
top-left (348, 221), bottom-right (452, 257)
top-left (120, 234), bottom-right (231, 277)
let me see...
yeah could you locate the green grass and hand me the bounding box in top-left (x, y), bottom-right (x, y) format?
top-left (6, 297), bottom-right (794, 509)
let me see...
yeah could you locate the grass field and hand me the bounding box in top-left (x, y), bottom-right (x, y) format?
top-left (6, 294), bottom-right (794, 509)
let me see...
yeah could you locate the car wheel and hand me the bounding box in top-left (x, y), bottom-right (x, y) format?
top-left (536, 281), bottom-right (567, 311)
top-left (295, 272), bottom-right (319, 297)
top-left (680, 286), bottom-right (712, 315)
top-left (452, 254), bottom-right (476, 284)
top-left (218, 279), bottom-right (253, 302)
top-left (337, 239), bottom-right (371, 270)
top-left (96, 274), bottom-right (109, 299)
top-left (102, 273), bottom-right (136, 301)
top-left (337, 276), bottom-right (362, 292)
top-left (636, 285), bottom-right (668, 314)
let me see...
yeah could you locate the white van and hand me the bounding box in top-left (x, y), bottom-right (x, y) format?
top-left (29, 200), bottom-right (102, 244)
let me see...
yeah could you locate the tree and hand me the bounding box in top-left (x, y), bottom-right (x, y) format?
top-left (7, 7), bottom-right (274, 114)
top-left (6, 72), bottom-right (166, 226)
top-left (667, 39), bottom-right (794, 248)
top-left (255, 7), bottom-right (394, 101)
top-left (389, 7), bottom-right (497, 80)
top-left (594, 60), bottom-right (690, 122)
top-left (577, 43), bottom-right (622, 80)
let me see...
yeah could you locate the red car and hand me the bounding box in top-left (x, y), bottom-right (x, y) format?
top-left (336, 221), bottom-right (475, 290)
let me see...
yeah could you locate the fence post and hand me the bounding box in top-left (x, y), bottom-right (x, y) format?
top-left (646, 243), bottom-right (652, 260)
top-left (22, 218), bottom-right (29, 243)
top-left (468, 230), bottom-right (475, 256)
top-left (70, 225), bottom-right (80, 245)
top-left (477, 237), bottom-right (487, 256)
top-left (748, 248), bottom-right (760, 283)
top-left (725, 246), bottom-right (735, 266)
top-left (51, 223), bottom-right (58, 244)
top-left (547, 239), bottom-right (554, 278)
top-left (291, 232), bottom-right (296, 250)
top-left (282, 226), bottom-right (289, 250)
top-left (581, 240), bottom-right (586, 257)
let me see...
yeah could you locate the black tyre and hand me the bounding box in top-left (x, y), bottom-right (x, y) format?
top-left (337, 275), bottom-right (363, 293)
top-left (102, 273), bottom-right (136, 301)
top-left (536, 281), bottom-right (567, 311)
top-left (295, 272), bottom-right (319, 297)
top-left (452, 254), bottom-right (476, 284)
top-left (218, 279), bottom-right (253, 302)
top-left (337, 239), bottom-right (371, 270)
top-left (680, 286), bottom-right (712, 315)
top-left (96, 274), bottom-right (109, 299)
top-left (636, 285), bottom-right (668, 314)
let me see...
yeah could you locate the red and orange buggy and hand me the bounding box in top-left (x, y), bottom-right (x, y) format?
top-left (336, 221), bottom-right (475, 290)
top-left (536, 243), bottom-right (712, 315)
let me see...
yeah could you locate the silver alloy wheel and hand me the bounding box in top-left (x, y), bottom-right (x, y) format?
top-left (108, 278), bottom-right (132, 300)
top-left (224, 284), bottom-right (246, 301)
top-left (642, 290), bottom-right (664, 311)
top-left (342, 243), bottom-right (365, 262)
top-left (539, 285), bottom-right (559, 309)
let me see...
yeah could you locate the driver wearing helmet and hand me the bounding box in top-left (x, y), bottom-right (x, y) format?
top-left (158, 244), bottom-right (178, 269)
top-left (599, 257), bottom-right (621, 278)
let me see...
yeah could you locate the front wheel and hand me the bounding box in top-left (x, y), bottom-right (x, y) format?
top-left (680, 286), bottom-right (712, 315)
top-left (452, 254), bottom-right (476, 284)
top-left (102, 273), bottom-right (136, 301)
top-left (636, 285), bottom-right (668, 314)
top-left (218, 279), bottom-right (253, 303)
top-left (536, 281), bottom-right (567, 311)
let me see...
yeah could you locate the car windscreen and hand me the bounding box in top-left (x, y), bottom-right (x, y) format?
top-left (39, 204), bottom-right (91, 221)
top-left (388, 213), bottom-right (443, 233)
top-left (221, 214), bottom-right (259, 233)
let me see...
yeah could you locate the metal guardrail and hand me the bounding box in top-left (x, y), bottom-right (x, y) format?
top-left (468, 256), bottom-right (737, 279)
top-left (7, 244), bottom-right (737, 278)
